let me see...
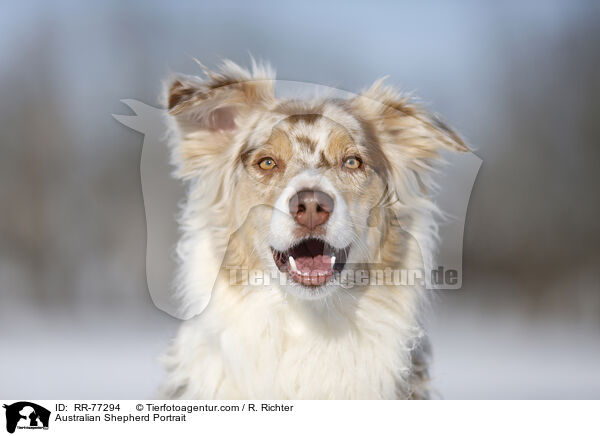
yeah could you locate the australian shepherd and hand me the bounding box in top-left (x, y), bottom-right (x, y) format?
top-left (159, 60), bottom-right (467, 399)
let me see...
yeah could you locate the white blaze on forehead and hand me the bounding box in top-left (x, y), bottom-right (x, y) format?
top-left (284, 121), bottom-right (329, 165)
top-left (269, 169), bottom-right (354, 251)
top-left (320, 104), bottom-right (363, 146)
top-left (290, 110), bottom-right (362, 152)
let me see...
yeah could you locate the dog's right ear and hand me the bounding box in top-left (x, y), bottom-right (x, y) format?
top-left (165, 60), bottom-right (275, 179)
top-left (168, 77), bottom-right (238, 132)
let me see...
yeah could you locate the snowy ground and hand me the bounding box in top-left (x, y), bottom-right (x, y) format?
top-left (428, 297), bottom-right (600, 399)
top-left (1, 295), bottom-right (599, 399)
top-left (0, 301), bottom-right (178, 399)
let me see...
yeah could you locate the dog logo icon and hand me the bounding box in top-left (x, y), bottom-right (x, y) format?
top-left (3, 402), bottom-right (50, 433)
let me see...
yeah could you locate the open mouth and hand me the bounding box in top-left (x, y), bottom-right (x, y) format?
top-left (272, 238), bottom-right (349, 287)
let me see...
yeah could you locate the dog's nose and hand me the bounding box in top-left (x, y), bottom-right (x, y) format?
top-left (289, 190), bottom-right (334, 230)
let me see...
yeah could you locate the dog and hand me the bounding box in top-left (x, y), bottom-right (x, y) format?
top-left (159, 60), bottom-right (467, 399)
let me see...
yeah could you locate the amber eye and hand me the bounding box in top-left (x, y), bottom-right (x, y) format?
top-left (343, 156), bottom-right (362, 170)
top-left (258, 157), bottom-right (277, 170)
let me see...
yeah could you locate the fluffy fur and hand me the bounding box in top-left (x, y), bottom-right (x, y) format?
top-left (159, 60), bottom-right (467, 399)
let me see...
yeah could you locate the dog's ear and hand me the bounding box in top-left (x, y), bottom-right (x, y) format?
top-left (168, 77), bottom-right (238, 132)
top-left (351, 78), bottom-right (468, 196)
top-left (165, 60), bottom-right (275, 179)
top-left (351, 78), bottom-right (468, 159)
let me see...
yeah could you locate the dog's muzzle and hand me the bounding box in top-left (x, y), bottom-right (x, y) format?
top-left (270, 190), bottom-right (350, 287)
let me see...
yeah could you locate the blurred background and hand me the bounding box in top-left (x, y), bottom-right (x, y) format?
top-left (1, 0), bottom-right (599, 399)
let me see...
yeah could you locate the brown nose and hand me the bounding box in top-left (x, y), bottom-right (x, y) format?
top-left (289, 190), bottom-right (334, 230)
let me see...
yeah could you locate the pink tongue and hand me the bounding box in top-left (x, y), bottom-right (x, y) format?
top-left (295, 255), bottom-right (332, 273)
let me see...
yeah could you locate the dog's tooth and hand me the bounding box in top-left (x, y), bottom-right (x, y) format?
top-left (331, 256), bottom-right (336, 267)
top-left (288, 256), bottom-right (298, 273)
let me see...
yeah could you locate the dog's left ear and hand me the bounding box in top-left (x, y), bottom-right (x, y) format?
top-left (164, 60), bottom-right (275, 179)
top-left (351, 79), bottom-right (469, 164)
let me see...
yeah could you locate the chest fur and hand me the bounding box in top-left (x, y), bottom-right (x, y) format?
top-left (163, 285), bottom-right (419, 399)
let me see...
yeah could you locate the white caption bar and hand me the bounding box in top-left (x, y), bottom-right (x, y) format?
top-left (1, 400), bottom-right (598, 436)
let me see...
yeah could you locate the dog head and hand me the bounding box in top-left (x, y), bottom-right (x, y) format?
top-left (166, 61), bottom-right (467, 301)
